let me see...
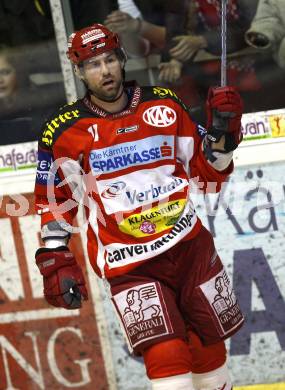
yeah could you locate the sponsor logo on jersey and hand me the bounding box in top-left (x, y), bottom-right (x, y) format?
top-left (197, 124), bottom-right (207, 138)
top-left (101, 181), bottom-right (126, 199)
top-left (97, 167), bottom-right (188, 215)
top-left (89, 135), bottom-right (174, 174)
top-left (112, 282), bottom-right (171, 348)
top-left (108, 244), bottom-right (149, 263)
top-left (101, 177), bottom-right (183, 204)
top-left (199, 268), bottom-right (244, 336)
top-left (153, 87), bottom-right (178, 98)
top-left (129, 86), bottom-right (141, 109)
top-left (139, 221), bottom-right (156, 234)
top-left (42, 110), bottom-right (80, 147)
top-left (107, 212), bottom-right (194, 264)
top-left (126, 177), bottom-right (184, 205)
top-left (88, 124), bottom-right (99, 141)
top-left (36, 150), bottom-right (61, 185)
top-left (130, 177), bottom-right (182, 200)
top-left (153, 87), bottom-right (191, 114)
top-left (119, 199), bottom-right (186, 237)
top-left (143, 106), bottom-right (176, 127)
top-left (116, 125), bottom-right (139, 134)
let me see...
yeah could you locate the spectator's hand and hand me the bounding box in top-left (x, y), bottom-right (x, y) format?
top-left (158, 59), bottom-right (183, 83)
top-left (104, 11), bottom-right (140, 34)
top-left (245, 31), bottom-right (270, 49)
top-left (169, 35), bottom-right (207, 62)
top-left (35, 246), bottom-right (88, 309)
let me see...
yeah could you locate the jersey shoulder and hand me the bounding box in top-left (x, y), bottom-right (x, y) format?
top-left (141, 85), bottom-right (189, 111)
top-left (39, 100), bottom-right (86, 149)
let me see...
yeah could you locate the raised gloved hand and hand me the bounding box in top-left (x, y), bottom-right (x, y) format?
top-left (206, 86), bottom-right (243, 153)
top-left (35, 246), bottom-right (88, 309)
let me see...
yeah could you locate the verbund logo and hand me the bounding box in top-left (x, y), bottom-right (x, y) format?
top-left (101, 181), bottom-right (126, 199)
top-left (143, 106), bottom-right (177, 127)
top-left (100, 177), bottom-right (184, 204)
top-left (97, 167), bottom-right (188, 215)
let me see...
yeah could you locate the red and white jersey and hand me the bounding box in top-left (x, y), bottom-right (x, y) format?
top-left (35, 83), bottom-right (233, 279)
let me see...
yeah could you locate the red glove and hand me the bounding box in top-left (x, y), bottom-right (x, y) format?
top-left (206, 86), bottom-right (243, 152)
top-left (35, 246), bottom-right (88, 309)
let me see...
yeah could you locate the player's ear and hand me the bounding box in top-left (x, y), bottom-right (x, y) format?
top-left (74, 65), bottom-right (85, 80)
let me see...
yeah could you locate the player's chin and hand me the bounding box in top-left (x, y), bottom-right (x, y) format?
top-left (103, 86), bottom-right (121, 100)
top-left (91, 82), bottom-right (121, 101)
top-left (103, 85), bottom-right (117, 96)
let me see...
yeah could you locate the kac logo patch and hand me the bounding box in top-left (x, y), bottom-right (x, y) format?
top-left (143, 106), bottom-right (177, 127)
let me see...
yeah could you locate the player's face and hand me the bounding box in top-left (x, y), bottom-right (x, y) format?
top-left (80, 51), bottom-right (123, 101)
top-left (0, 56), bottom-right (17, 99)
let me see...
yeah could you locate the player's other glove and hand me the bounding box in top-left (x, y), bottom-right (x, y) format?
top-left (35, 246), bottom-right (88, 309)
top-left (206, 86), bottom-right (243, 154)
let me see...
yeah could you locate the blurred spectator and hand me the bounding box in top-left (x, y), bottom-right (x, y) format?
top-left (0, 49), bottom-right (21, 108)
top-left (104, 6), bottom-right (150, 58)
top-left (104, 0), bottom-right (188, 89)
top-left (116, 0), bottom-right (285, 115)
top-left (0, 0), bottom-right (54, 46)
top-left (70, 0), bottom-right (117, 30)
top-left (0, 47), bottom-right (65, 145)
top-left (0, 48), bottom-right (35, 145)
top-left (104, 0), bottom-right (188, 56)
top-left (158, 0), bottom-right (263, 115)
top-left (245, 0), bottom-right (285, 69)
top-left (104, 1), bottom-right (261, 115)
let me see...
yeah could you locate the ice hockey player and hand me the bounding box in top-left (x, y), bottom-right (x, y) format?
top-left (35, 23), bottom-right (244, 390)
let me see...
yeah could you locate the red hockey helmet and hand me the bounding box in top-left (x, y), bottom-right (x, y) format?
top-left (66, 23), bottom-right (126, 65)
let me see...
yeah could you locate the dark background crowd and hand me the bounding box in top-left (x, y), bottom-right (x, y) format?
top-left (0, 0), bottom-right (284, 145)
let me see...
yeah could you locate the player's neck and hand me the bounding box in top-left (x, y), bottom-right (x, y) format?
top-left (90, 89), bottom-right (128, 114)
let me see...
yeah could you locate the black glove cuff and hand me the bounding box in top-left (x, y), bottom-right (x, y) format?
top-left (207, 127), bottom-right (225, 143)
top-left (206, 130), bottom-right (239, 153)
top-left (224, 133), bottom-right (239, 152)
top-left (203, 132), bottom-right (238, 163)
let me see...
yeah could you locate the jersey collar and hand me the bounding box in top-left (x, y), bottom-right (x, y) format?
top-left (82, 81), bottom-right (141, 119)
